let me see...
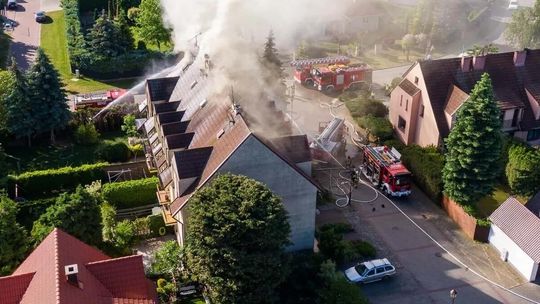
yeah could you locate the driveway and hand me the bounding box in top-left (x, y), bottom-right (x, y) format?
top-left (5, 0), bottom-right (42, 70)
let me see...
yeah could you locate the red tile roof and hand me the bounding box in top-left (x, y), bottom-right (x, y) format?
top-left (0, 273), bottom-right (35, 304)
top-left (417, 49), bottom-right (540, 138)
top-left (444, 85), bottom-right (469, 115)
top-left (490, 197), bottom-right (540, 263)
top-left (1, 229), bottom-right (157, 304)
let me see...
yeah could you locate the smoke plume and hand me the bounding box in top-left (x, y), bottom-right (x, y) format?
top-left (160, 0), bottom-right (352, 136)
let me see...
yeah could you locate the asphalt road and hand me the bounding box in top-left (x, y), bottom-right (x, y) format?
top-left (4, 0), bottom-right (42, 70)
top-left (290, 80), bottom-right (540, 304)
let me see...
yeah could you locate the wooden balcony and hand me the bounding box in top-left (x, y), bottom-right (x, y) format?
top-left (161, 205), bottom-right (176, 226)
top-left (156, 189), bottom-right (170, 206)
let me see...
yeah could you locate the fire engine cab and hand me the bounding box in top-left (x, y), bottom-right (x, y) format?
top-left (74, 89), bottom-right (126, 110)
top-left (360, 145), bottom-right (412, 197)
top-left (290, 56), bottom-right (372, 92)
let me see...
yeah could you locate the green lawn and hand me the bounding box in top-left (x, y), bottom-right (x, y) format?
top-left (0, 31), bottom-right (11, 69)
top-left (40, 11), bottom-right (138, 94)
top-left (4, 131), bottom-right (126, 173)
top-left (477, 184), bottom-right (527, 218)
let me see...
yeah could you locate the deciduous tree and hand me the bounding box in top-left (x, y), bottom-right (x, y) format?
top-left (31, 186), bottom-right (102, 246)
top-left (506, 143), bottom-right (540, 197)
top-left (135, 0), bottom-right (170, 50)
top-left (0, 70), bottom-right (15, 136)
top-left (442, 73), bottom-right (502, 206)
top-left (0, 195), bottom-right (29, 275)
top-left (185, 174), bottom-right (290, 304)
top-left (505, 1), bottom-right (540, 49)
top-left (27, 48), bottom-right (71, 144)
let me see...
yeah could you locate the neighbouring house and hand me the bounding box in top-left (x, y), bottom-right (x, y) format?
top-left (324, 1), bottom-right (387, 36)
top-left (389, 49), bottom-right (540, 147)
top-left (488, 197), bottom-right (540, 282)
top-left (0, 228), bottom-right (157, 304)
top-left (138, 52), bottom-right (320, 251)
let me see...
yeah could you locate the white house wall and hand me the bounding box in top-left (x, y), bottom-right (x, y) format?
top-left (217, 135), bottom-right (317, 251)
top-left (489, 224), bottom-right (537, 281)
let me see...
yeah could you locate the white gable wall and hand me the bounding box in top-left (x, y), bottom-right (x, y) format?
top-left (489, 224), bottom-right (538, 281)
top-left (217, 135), bottom-right (317, 251)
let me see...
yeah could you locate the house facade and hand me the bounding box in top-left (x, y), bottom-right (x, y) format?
top-left (139, 52), bottom-right (319, 252)
top-left (0, 228), bottom-right (157, 304)
top-left (488, 197), bottom-right (540, 282)
top-left (389, 49), bottom-right (540, 147)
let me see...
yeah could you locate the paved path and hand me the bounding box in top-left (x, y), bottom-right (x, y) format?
top-left (40, 0), bottom-right (60, 12)
top-left (5, 0), bottom-right (42, 70)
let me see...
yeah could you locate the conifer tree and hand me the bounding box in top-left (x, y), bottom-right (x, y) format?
top-left (442, 73), bottom-right (502, 206)
top-left (6, 60), bottom-right (36, 146)
top-left (263, 30), bottom-right (282, 69)
top-left (114, 9), bottom-right (134, 53)
top-left (89, 14), bottom-right (122, 57)
top-left (27, 48), bottom-right (71, 144)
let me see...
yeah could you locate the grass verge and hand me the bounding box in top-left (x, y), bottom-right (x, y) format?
top-left (40, 11), bottom-right (138, 94)
top-left (477, 184), bottom-right (527, 218)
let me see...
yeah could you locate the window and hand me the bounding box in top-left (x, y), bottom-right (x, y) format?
top-left (405, 100), bottom-right (409, 111)
top-left (398, 116), bottom-right (406, 131)
top-left (400, 95), bottom-right (403, 106)
top-left (527, 128), bottom-right (540, 141)
top-left (420, 105), bottom-right (425, 117)
top-left (375, 267), bottom-right (385, 274)
top-left (366, 269), bottom-right (375, 276)
top-left (414, 76), bottom-right (419, 84)
top-left (384, 266), bottom-right (394, 272)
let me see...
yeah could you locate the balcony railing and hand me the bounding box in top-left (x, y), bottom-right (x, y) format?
top-left (156, 187), bottom-right (176, 226)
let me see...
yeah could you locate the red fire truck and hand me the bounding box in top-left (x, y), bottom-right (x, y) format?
top-left (74, 89), bottom-right (126, 110)
top-left (360, 145), bottom-right (412, 197)
top-left (290, 56), bottom-right (372, 92)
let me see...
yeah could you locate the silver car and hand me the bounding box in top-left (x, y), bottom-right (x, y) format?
top-left (344, 258), bottom-right (396, 283)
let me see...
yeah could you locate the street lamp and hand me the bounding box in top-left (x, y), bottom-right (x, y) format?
top-left (450, 289), bottom-right (457, 304)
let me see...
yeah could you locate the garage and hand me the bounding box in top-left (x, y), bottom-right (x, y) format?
top-left (489, 197), bottom-right (540, 282)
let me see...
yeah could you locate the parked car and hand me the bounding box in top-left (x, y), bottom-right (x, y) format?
top-left (7, 0), bottom-right (17, 10)
top-left (34, 11), bottom-right (46, 23)
top-left (508, 0), bottom-right (519, 9)
top-left (344, 258), bottom-right (396, 283)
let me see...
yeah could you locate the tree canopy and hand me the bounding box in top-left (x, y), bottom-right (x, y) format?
top-left (0, 70), bottom-right (15, 136)
top-left (27, 48), bottom-right (71, 143)
top-left (185, 174), bottom-right (290, 304)
top-left (263, 30), bottom-right (282, 70)
top-left (89, 15), bottom-right (124, 57)
top-left (506, 143), bottom-right (540, 197)
top-left (442, 73), bottom-right (502, 206)
top-left (6, 60), bottom-right (37, 146)
top-left (505, 1), bottom-right (540, 49)
top-left (31, 186), bottom-right (103, 246)
top-left (135, 0), bottom-right (170, 50)
top-left (0, 195), bottom-right (30, 275)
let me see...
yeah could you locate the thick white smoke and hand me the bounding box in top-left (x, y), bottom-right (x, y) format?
top-left (160, 0), bottom-right (352, 136)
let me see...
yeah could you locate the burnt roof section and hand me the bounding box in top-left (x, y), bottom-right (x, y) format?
top-left (417, 49), bottom-right (540, 138)
top-left (173, 147), bottom-right (213, 179)
top-left (154, 101), bottom-right (182, 114)
top-left (157, 111), bottom-right (185, 125)
top-left (490, 197), bottom-right (540, 263)
top-left (165, 132), bottom-right (195, 150)
top-left (399, 79), bottom-right (420, 96)
top-left (268, 135), bottom-right (312, 163)
top-left (161, 121), bottom-right (190, 136)
top-left (147, 77), bottom-right (179, 102)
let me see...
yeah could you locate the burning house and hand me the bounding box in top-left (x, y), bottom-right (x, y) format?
top-left (138, 52), bottom-right (320, 251)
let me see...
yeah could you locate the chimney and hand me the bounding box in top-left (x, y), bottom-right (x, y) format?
top-left (460, 56), bottom-right (472, 72)
top-left (472, 55), bottom-right (486, 71)
top-left (513, 50), bottom-right (527, 67)
top-left (65, 264), bottom-right (79, 287)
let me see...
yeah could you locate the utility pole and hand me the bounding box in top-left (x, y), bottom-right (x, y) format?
top-left (289, 83), bottom-right (295, 121)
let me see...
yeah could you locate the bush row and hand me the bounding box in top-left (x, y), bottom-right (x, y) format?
top-left (102, 177), bottom-right (158, 209)
top-left (398, 144), bottom-right (444, 202)
top-left (506, 142), bottom-right (540, 197)
top-left (9, 163), bottom-right (108, 198)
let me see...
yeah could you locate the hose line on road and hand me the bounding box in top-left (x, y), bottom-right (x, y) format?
top-left (313, 97), bottom-right (540, 304)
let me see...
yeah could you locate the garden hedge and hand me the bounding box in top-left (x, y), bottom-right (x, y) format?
top-left (400, 145), bottom-right (444, 202)
top-left (9, 163), bottom-right (108, 198)
top-left (102, 177), bottom-right (158, 209)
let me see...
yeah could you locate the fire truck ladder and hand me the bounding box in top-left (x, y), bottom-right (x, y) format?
top-left (290, 56), bottom-right (350, 68)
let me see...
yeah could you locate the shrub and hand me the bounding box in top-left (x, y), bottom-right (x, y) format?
top-left (74, 123), bottom-right (100, 145)
top-left (148, 214), bottom-right (167, 237)
top-left (358, 115), bottom-right (393, 141)
top-left (96, 140), bottom-right (131, 163)
top-left (400, 145), bottom-right (444, 202)
top-left (319, 223), bottom-right (354, 234)
top-left (350, 240), bottom-right (376, 259)
top-left (129, 144), bottom-right (144, 158)
top-left (16, 197), bottom-right (57, 230)
top-left (383, 139), bottom-right (405, 150)
top-left (506, 143), bottom-right (540, 197)
top-left (113, 220), bottom-right (137, 253)
top-left (10, 163), bottom-right (108, 198)
top-left (102, 177), bottom-right (158, 209)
